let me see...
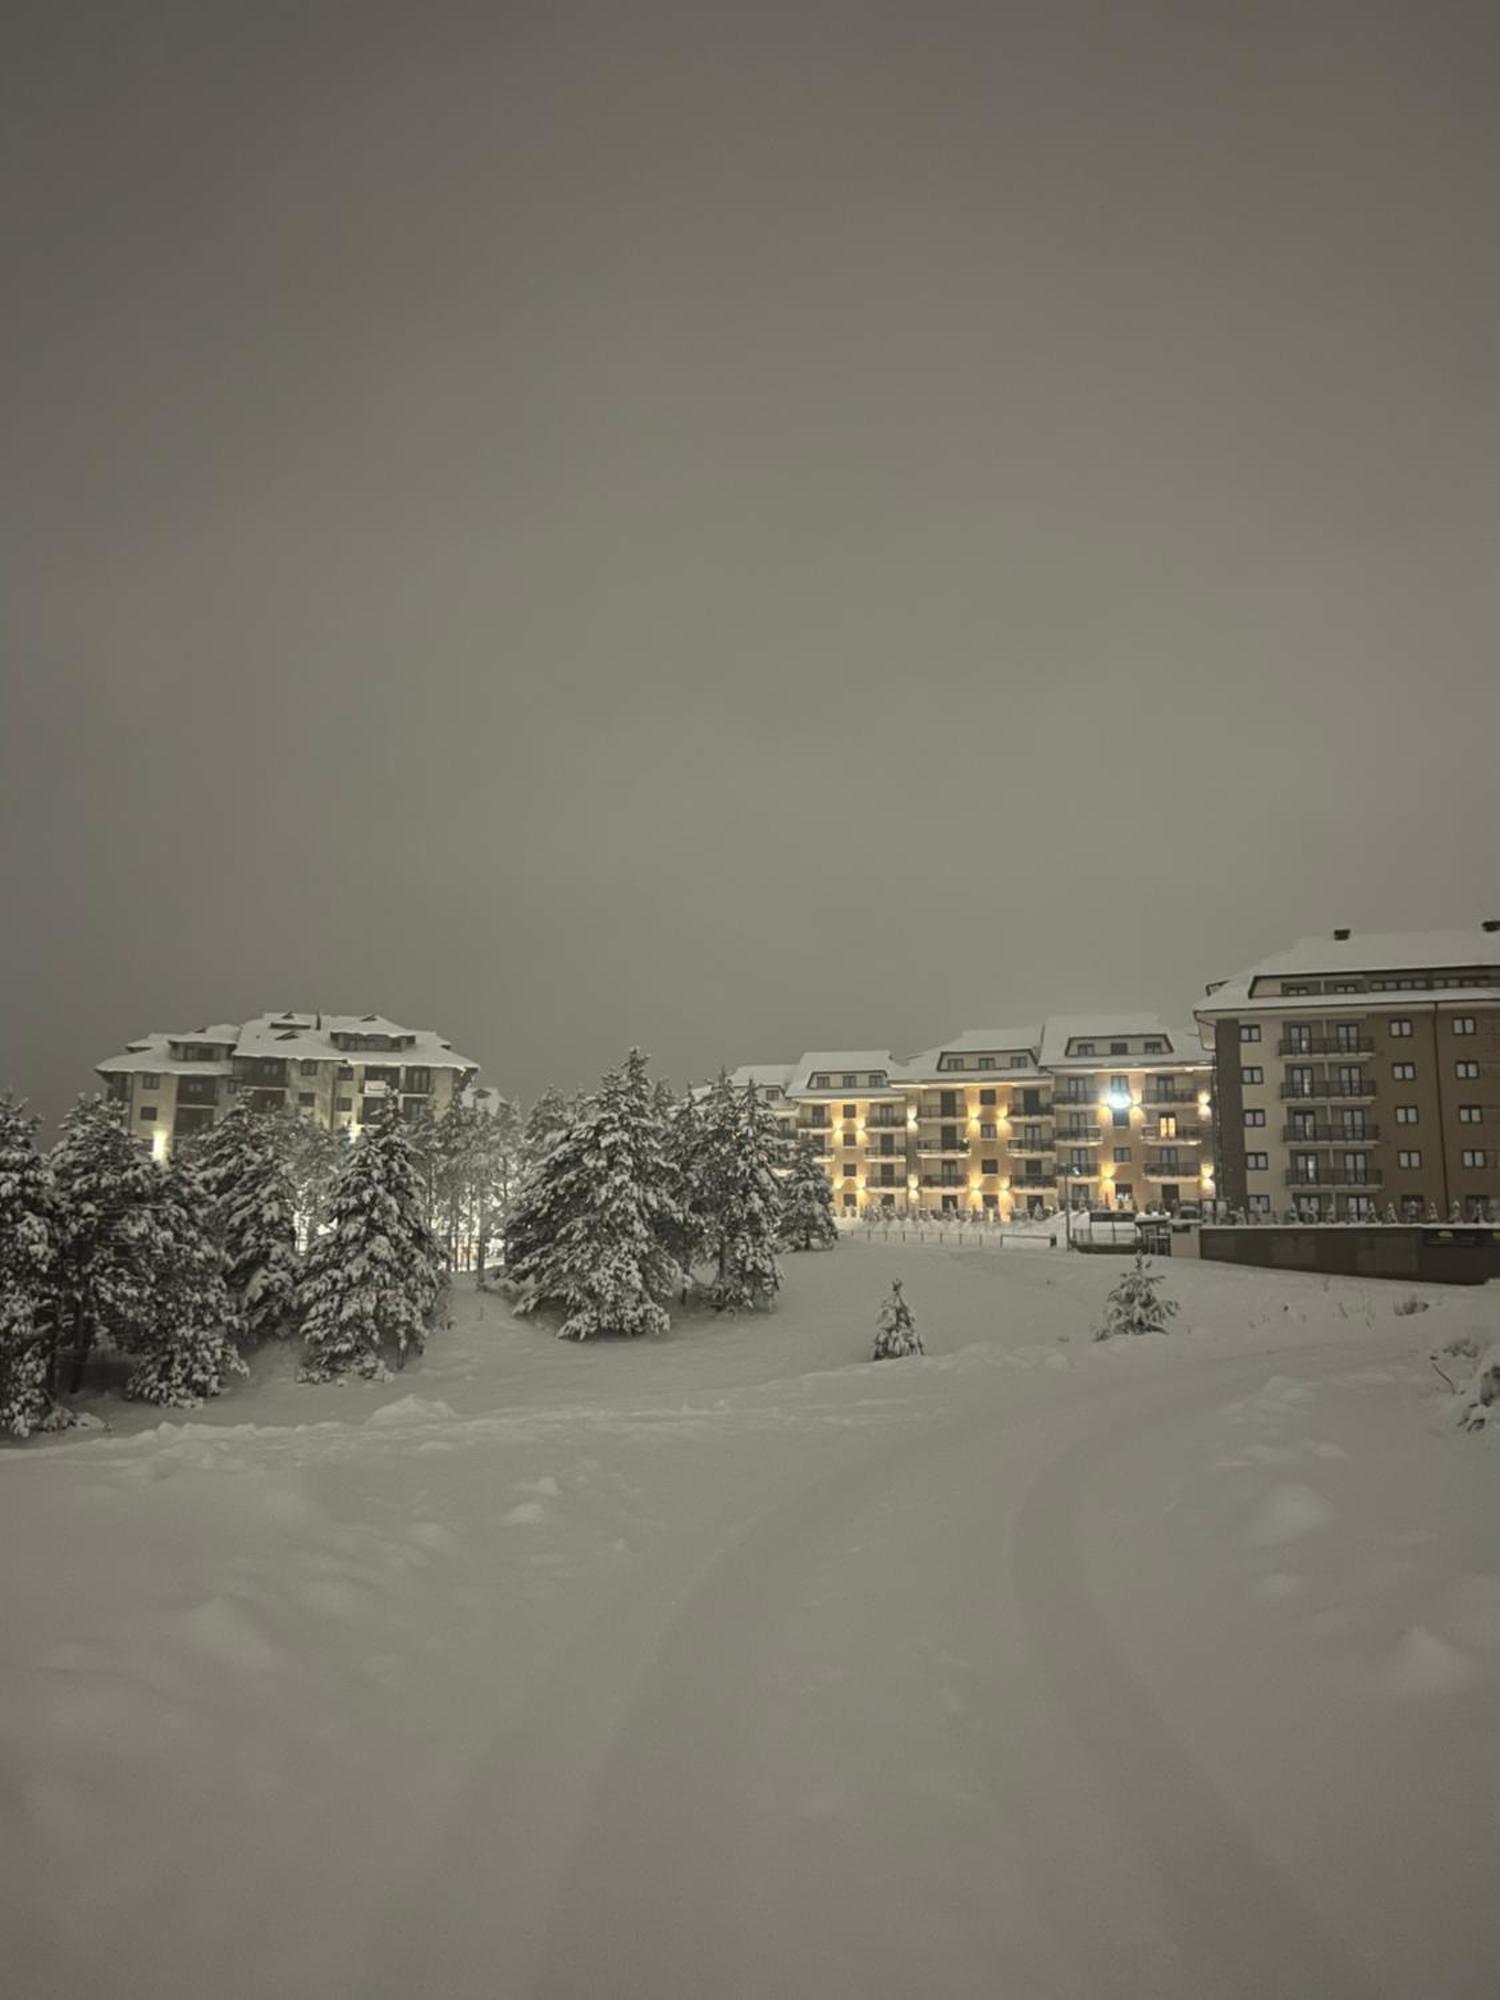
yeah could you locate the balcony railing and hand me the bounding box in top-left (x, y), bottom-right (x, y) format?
top-left (1278, 1036), bottom-right (1374, 1059)
top-left (919, 1174), bottom-right (968, 1189)
top-left (1144, 1158), bottom-right (1198, 1177)
top-left (1141, 1124), bottom-right (1202, 1144)
top-left (1140, 1087), bottom-right (1198, 1106)
top-left (1279, 1077), bottom-right (1376, 1100)
top-left (1284, 1166), bottom-right (1384, 1188)
top-left (1281, 1122), bottom-right (1381, 1144)
top-left (1010, 1172), bottom-right (1058, 1187)
top-left (915, 1141), bottom-right (968, 1157)
top-left (865, 1117), bottom-right (906, 1131)
top-left (1053, 1125), bottom-right (1102, 1145)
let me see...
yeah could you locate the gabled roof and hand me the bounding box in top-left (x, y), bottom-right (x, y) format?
top-left (787, 1051), bottom-right (901, 1095)
top-left (1199, 927), bottom-right (1500, 1014)
top-left (726, 1063), bottom-right (797, 1092)
top-left (1038, 1015), bottom-right (1207, 1067)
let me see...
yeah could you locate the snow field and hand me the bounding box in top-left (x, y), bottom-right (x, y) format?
top-left (2, 1244), bottom-right (1497, 1997)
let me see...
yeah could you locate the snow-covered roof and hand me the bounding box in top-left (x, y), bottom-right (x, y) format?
top-left (1199, 927), bottom-right (1500, 1014)
top-left (1038, 1015), bottom-right (1207, 1068)
top-left (726, 1063), bottom-right (797, 1093)
top-left (787, 1052), bottom-right (901, 1096)
top-left (98, 1013), bottom-right (479, 1077)
top-left (96, 1034), bottom-right (235, 1078)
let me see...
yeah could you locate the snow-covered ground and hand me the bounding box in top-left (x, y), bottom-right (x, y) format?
top-left (3, 1245), bottom-right (1498, 1998)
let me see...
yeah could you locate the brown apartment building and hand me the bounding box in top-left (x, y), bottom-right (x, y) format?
top-left (1196, 926), bottom-right (1500, 1222)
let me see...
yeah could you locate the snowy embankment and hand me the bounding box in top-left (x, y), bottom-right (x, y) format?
top-left (2, 1247), bottom-right (1498, 1999)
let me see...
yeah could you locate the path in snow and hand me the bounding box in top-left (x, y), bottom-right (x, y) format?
top-left (4, 1245), bottom-right (1498, 1998)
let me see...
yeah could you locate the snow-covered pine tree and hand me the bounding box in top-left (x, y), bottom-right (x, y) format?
top-left (196, 1103), bottom-right (300, 1340)
top-left (873, 1278), bottom-right (922, 1359)
top-left (1095, 1251), bottom-right (1179, 1341)
top-left (296, 1101), bottom-right (446, 1382)
top-left (780, 1138), bottom-right (838, 1250)
top-left (49, 1096), bottom-right (178, 1392)
top-left (507, 1050), bottom-right (683, 1340)
top-left (0, 1095), bottom-right (57, 1435)
top-left (688, 1076), bottom-right (784, 1312)
top-left (124, 1156), bottom-right (247, 1406)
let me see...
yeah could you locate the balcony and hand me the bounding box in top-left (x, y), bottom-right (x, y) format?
top-left (1281, 1122), bottom-right (1381, 1144)
top-left (1285, 1166), bottom-right (1384, 1189)
top-left (1141, 1124), bottom-right (1202, 1145)
top-left (1008, 1132), bottom-right (1055, 1152)
top-left (1144, 1159), bottom-right (1197, 1179)
top-left (1140, 1086), bottom-right (1198, 1106)
top-left (1280, 1077), bottom-right (1376, 1100)
top-left (865, 1116), bottom-right (906, 1132)
top-left (916, 1140), bottom-right (969, 1157)
top-left (1278, 1036), bottom-right (1375, 1059)
top-left (919, 1174), bottom-right (968, 1189)
top-left (1053, 1125), bottom-right (1103, 1145)
top-left (1010, 1172), bottom-right (1057, 1188)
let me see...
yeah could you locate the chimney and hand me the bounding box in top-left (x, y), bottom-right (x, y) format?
top-left (1333, 927), bottom-right (1351, 941)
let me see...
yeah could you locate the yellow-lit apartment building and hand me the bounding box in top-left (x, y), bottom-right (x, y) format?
top-left (729, 1017), bottom-right (1214, 1218)
top-left (97, 1011), bottom-right (479, 1159)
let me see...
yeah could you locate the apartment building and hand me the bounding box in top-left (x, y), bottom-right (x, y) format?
top-left (97, 1012), bottom-right (479, 1158)
top-left (1196, 926), bottom-right (1500, 1221)
top-left (727, 1018), bottom-right (1213, 1218)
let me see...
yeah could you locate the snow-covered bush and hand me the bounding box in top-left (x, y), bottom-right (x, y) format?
top-left (297, 1103), bottom-right (445, 1382)
top-left (1095, 1252), bottom-right (1178, 1341)
top-left (778, 1143), bottom-right (838, 1251)
top-left (505, 1050), bottom-right (684, 1340)
top-left (873, 1279), bottom-right (922, 1359)
top-left (48, 1096), bottom-right (176, 1393)
top-left (685, 1075), bottom-right (784, 1311)
top-left (0, 1095), bottom-right (57, 1436)
top-left (196, 1103), bottom-right (300, 1341)
top-left (124, 1157), bottom-right (246, 1407)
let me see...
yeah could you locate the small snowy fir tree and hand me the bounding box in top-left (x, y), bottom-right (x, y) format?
top-left (1095, 1251), bottom-right (1179, 1341)
top-left (780, 1136), bottom-right (839, 1251)
top-left (49, 1096), bottom-right (177, 1393)
top-left (873, 1279), bottom-right (922, 1359)
top-left (506, 1050), bottom-right (684, 1340)
top-left (0, 1095), bottom-right (57, 1436)
top-left (198, 1103), bottom-right (300, 1340)
top-left (296, 1102), bottom-right (445, 1382)
top-left (125, 1156), bottom-right (247, 1407)
top-left (688, 1076), bottom-right (784, 1312)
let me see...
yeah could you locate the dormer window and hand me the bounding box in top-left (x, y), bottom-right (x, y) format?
top-left (1075, 1042), bottom-right (1095, 1056)
top-left (1144, 1039), bottom-right (1165, 1053)
top-left (1110, 1042), bottom-right (1127, 1055)
top-left (842, 1073), bottom-right (857, 1087)
top-left (812, 1074), bottom-right (830, 1088)
top-left (1010, 1055), bottom-right (1027, 1068)
top-left (978, 1056), bottom-right (995, 1069)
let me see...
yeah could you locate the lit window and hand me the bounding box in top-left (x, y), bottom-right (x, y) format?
top-left (1243, 1108), bottom-right (1266, 1127)
top-left (1241, 1065), bottom-right (1263, 1085)
top-left (1395, 1105), bottom-right (1419, 1124)
top-left (1239, 1024), bottom-right (1261, 1043)
top-left (1458, 1105), bottom-right (1483, 1123)
top-left (1453, 1018), bottom-right (1476, 1035)
top-left (1389, 1019), bottom-right (1413, 1038)
top-left (1245, 1152), bottom-right (1268, 1171)
top-left (1398, 1150), bottom-right (1422, 1169)
top-left (1392, 1062), bottom-right (1415, 1081)
top-left (1456, 1061), bottom-right (1480, 1079)
top-left (1461, 1150), bottom-right (1488, 1169)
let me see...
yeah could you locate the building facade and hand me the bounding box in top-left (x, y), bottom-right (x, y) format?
top-left (1196, 927), bottom-right (1500, 1222)
top-left (729, 1016), bottom-right (1213, 1218)
top-left (97, 1012), bottom-right (479, 1159)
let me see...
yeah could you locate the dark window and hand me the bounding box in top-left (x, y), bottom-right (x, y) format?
top-left (981, 1158), bottom-right (998, 1175)
top-left (142, 1072), bottom-right (160, 1088)
top-left (979, 1089), bottom-right (995, 1106)
top-left (300, 1060), bottom-right (319, 1076)
top-left (138, 1106), bottom-right (157, 1121)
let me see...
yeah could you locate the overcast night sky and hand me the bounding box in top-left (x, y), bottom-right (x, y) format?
top-left (3, 0), bottom-right (1496, 1127)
